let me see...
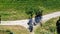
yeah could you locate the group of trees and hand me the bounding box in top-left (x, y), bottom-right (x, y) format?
top-left (25, 8), bottom-right (43, 18)
top-left (26, 8), bottom-right (43, 32)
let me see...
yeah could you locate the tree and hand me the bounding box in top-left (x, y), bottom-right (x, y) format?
top-left (25, 7), bottom-right (43, 19)
top-left (25, 8), bottom-right (34, 18)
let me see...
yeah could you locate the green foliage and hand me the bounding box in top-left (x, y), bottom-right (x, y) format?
top-left (35, 18), bottom-right (58, 34)
top-left (25, 8), bottom-right (34, 18)
top-left (25, 7), bottom-right (42, 18)
top-left (0, 0), bottom-right (60, 20)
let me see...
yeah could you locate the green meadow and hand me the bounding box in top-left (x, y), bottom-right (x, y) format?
top-left (0, 0), bottom-right (60, 20)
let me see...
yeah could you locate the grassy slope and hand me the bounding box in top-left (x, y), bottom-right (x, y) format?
top-left (35, 17), bottom-right (59, 34)
top-left (0, 25), bottom-right (29, 34)
top-left (0, 31), bottom-right (9, 34)
top-left (0, 0), bottom-right (60, 20)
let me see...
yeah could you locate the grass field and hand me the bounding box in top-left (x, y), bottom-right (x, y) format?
top-left (0, 25), bottom-right (29, 34)
top-left (35, 17), bottom-right (59, 34)
top-left (0, 0), bottom-right (60, 20)
top-left (0, 30), bottom-right (9, 34)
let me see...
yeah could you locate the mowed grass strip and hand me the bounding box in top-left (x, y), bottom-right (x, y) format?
top-left (35, 17), bottom-right (59, 34)
top-left (0, 25), bottom-right (29, 34)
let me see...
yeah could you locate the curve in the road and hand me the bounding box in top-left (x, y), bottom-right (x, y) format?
top-left (0, 11), bottom-right (60, 29)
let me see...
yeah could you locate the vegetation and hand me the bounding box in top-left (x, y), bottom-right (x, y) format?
top-left (0, 30), bottom-right (10, 34)
top-left (0, 0), bottom-right (60, 20)
top-left (25, 8), bottom-right (42, 19)
top-left (0, 25), bottom-right (29, 34)
top-left (35, 17), bottom-right (59, 34)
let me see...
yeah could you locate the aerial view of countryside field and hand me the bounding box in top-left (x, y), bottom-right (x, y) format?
top-left (0, 0), bottom-right (60, 34)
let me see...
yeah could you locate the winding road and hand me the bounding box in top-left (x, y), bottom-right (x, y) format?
top-left (0, 11), bottom-right (60, 34)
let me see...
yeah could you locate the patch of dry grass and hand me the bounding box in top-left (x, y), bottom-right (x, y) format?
top-left (0, 25), bottom-right (29, 34)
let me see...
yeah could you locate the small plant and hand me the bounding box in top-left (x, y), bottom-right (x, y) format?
top-left (6, 30), bottom-right (10, 32)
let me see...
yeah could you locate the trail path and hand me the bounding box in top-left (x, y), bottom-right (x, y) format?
top-left (0, 11), bottom-right (60, 34)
